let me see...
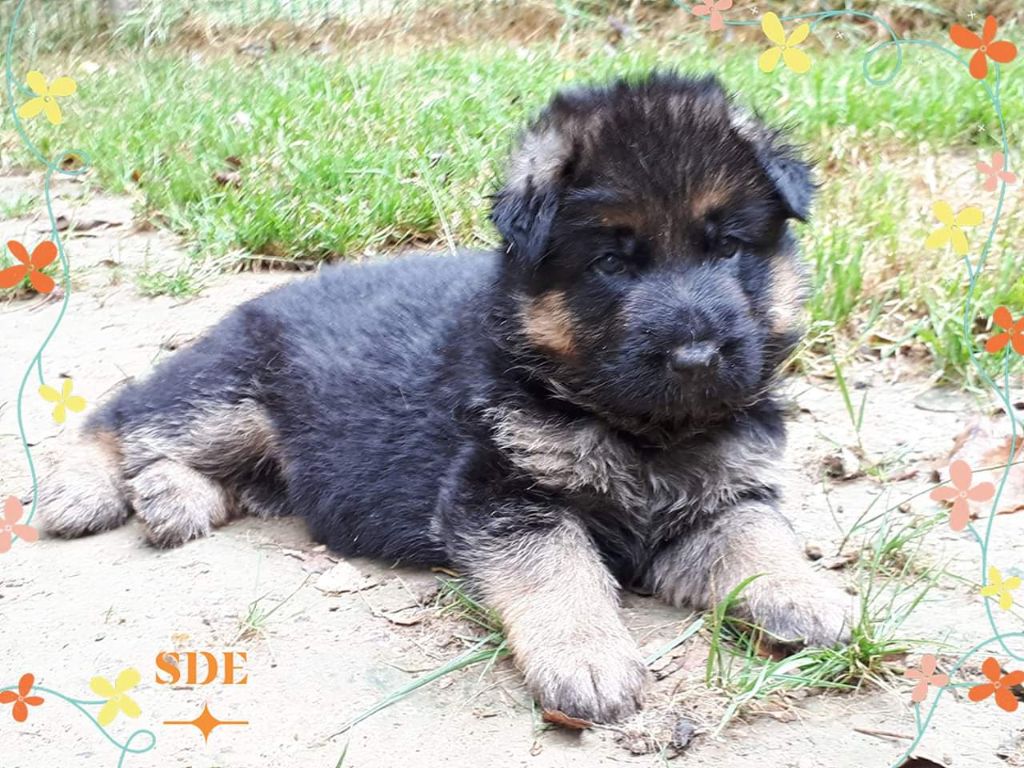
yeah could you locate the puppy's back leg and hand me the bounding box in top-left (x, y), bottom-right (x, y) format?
top-left (38, 427), bottom-right (131, 538)
top-left (120, 399), bottom-right (283, 547)
top-left (126, 459), bottom-right (234, 547)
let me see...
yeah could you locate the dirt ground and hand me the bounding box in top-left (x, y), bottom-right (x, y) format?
top-left (1, 173), bottom-right (1022, 768)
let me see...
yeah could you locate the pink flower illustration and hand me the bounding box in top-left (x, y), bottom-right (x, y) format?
top-left (905, 654), bottom-right (949, 702)
top-left (929, 460), bottom-right (995, 531)
top-left (0, 496), bottom-right (39, 553)
top-left (977, 151), bottom-right (1018, 191)
top-left (692, 0), bottom-right (733, 31)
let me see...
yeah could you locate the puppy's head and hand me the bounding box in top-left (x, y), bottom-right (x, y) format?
top-left (491, 73), bottom-right (813, 428)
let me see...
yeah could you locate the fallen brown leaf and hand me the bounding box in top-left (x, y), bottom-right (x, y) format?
top-left (542, 709), bottom-right (592, 730)
top-left (941, 413), bottom-right (1024, 517)
top-left (818, 550), bottom-right (860, 570)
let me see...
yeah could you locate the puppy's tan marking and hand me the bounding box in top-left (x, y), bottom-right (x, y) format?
top-left (521, 291), bottom-right (577, 358)
top-left (689, 186), bottom-right (731, 220)
top-left (121, 400), bottom-right (279, 476)
top-left (473, 519), bottom-right (647, 722)
top-left (506, 126), bottom-right (571, 193)
top-left (766, 254), bottom-right (807, 334)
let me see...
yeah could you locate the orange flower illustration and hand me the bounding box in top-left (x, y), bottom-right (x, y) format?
top-left (969, 657), bottom-right (1024, 712)
top-left (950, 15), bottom-right (1018, 80)
top-left (692, 0), bottom-right (732, 31)
top-left (0, 674), bottom-right (44, 722)
top-left (0, 496), bottom-right (38, 554)
top-left (977, 151), bottom-right (1018, 191)
top-left (905, 654), bottom-right (949, 703)
top-left (0, 240), bottom-right (57, 293)
top-left (985, 306), bottom-right (1024, 355)
top-left (929, 459), bottom-right (995, 531)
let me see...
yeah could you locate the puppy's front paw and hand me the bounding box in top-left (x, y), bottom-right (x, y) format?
top-left (746, 576), bottom-right (854, 647)
top-left (521, 637), bottom-right (648, 723)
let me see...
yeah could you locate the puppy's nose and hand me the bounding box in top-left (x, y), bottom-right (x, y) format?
top-left (668, 342), bottom-right (720, 373)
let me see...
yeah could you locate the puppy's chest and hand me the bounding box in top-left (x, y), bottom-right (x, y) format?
top-left (488, 407), bottom-right (771, 540)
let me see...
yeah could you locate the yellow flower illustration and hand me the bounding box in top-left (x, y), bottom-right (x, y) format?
top-left (17, 71), bottom-right (77, 125)
top-left (90, 668), bottom-right (142, 726)
top-left (758, 13), bottom-right (812, 74)
top-left (924, 201), bottom-right (983, 255)
top-left (38, 379), bottom-right (86, 425)
top-left (980, 566), bottom-right (1021, 611)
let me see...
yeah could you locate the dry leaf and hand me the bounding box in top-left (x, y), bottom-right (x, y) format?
top-left (941, 413), bottom-right (1024, 517)
top-left (542, 709), bottom-right (592, 730)
top-left (213, 170), bottom-right (242, 188)
top-left (818, 551), bottom-right (859, 570)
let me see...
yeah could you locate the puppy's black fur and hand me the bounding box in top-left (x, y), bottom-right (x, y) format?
top-left (42, 73), bottom-right (853, 722)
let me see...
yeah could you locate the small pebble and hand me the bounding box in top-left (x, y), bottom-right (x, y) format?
top-left (670, 717), bottom-right (697, 751)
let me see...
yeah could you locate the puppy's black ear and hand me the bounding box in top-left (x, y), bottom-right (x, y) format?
top-left (756, 142), bottom-right (814, 221)
top-left (491, 122), bottom-right (575, 266)
top-left (491, 183), bottom-right (560, 267)
top-left (730, 107), bottom-right (814, 221)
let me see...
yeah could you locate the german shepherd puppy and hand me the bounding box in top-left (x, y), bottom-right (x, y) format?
top-left (41, 73), bottom-right (853, 722)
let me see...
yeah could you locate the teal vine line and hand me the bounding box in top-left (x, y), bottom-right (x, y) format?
top-left (3, 0), bottom-right (90, 539)
top-left (3, 1), bottom-right (158, 764)
top-left (716, 7), bottom-right (1023, 765)
top-left (0, 682), bottom-right (156, 767)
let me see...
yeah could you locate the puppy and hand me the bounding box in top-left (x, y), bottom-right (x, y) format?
top-left (41, 72), bottom-right (852, 722)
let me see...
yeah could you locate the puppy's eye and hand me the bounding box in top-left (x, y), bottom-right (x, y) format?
top-left (592, 252), bottom-right (627, 276)
top-left (719, 237), bottom-right (742, 259)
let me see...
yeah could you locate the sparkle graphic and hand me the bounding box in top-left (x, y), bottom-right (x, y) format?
top-left (163, 703), bottom-right (248, 742)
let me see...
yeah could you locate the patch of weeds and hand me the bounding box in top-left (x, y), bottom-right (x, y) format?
top-left (329, 578), bottom-right (509, 743)
top-left (233, 574), bottom-right (310, 644)
top-left (0, 193), bottom-right (39, 219)
top-left (831, 351), bottom-right (868, 453)
top-left (704, 513), bottom-right (941, 732)
top-left (332, 571), bottom-right (707, 756)
top-left (135, 266), bottom-right (202, 298)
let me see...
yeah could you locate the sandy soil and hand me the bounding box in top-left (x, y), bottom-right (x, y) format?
top-left (1, 173), bottom-right (1022, 768)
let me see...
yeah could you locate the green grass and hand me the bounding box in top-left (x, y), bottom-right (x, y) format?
top-left (233, 573), bottom-right (310, 644)
top-left (330, 575), bottom-right (704, 750)
top-left (6, 16), bottom-right (1023, 376)
top-left (135, 265), bottom-right (203, 298)
top-left (705, 507), bottom-right (943, 732)
top-left (0, 192), bottom-right (39, 219)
